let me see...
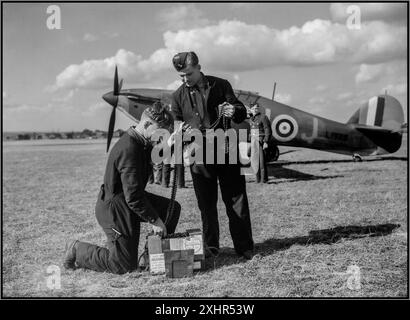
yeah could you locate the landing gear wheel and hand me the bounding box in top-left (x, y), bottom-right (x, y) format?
top-left (352, 154), bottom-right (363, 162)
top-left (267, 144), bottom-right (280, 162)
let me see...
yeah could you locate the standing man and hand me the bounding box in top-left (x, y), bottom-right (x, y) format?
top-left (249, 103), bottom-right (272, 183)
top-left (63, 102), bottom-right (181, 274)
top-left (171, 51), bottom-right (254, 259)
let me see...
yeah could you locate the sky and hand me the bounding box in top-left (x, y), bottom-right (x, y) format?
top-left (2, 2), bottom-right (408, 132)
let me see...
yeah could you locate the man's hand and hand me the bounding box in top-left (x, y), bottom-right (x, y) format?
top-left (263, 142), bottom-right (268, 150)
top-left (151, 217), bottom-right (167, 237)
top-left (219, 102), bottom-right (235, 118)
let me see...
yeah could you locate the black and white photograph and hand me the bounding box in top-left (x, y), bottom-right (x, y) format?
top-left (2, 1), bottom-right (408, 303)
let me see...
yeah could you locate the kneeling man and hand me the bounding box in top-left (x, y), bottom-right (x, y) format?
top-left (63, 102), bottom-right (180, 274)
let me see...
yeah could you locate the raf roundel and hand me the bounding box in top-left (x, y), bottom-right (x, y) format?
top-left (271, 114), bottom-right (299, 142)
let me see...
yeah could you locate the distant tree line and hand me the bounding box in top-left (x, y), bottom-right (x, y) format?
top-left (4, 129), bottom-right (125, 141)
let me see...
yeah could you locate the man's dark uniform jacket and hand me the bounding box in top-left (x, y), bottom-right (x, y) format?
top-left (96, 128), bottom-right (158, 233)
top-left (74, 128), bottom-right (180, 274)
top-left (171, 74), bottom-right (254, 255)
top-left (171, 75), bottom-right (247, 132)
top-left (250, 113), bottom-right (272, 144)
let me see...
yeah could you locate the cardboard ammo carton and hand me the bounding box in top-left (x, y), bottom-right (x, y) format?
top-left (164, 249), bottom-right (194, 278)
top-left (148, 228), bottom-right (204, 276)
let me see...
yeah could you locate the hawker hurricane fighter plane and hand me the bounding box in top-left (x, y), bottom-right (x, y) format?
top-left (102, 67), bottom-right (404, 162)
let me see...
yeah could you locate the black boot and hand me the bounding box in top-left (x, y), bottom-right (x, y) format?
top-left (63, 240), bottom-right (79, 269)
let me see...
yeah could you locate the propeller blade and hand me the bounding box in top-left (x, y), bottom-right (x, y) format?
top-left (106, 107), bottom-right (116, 152)
top-left (104, 66), bottom-right (121, 152)
top-left (113, 66), bottom-right (119, 95)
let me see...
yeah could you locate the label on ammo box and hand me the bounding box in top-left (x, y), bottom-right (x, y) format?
top-left (168, 235), bottom-right (203, 255)
top-left (149, 253), bottom-right (165, 274)
top-left (169, 238), bottom-right (184, 251)
top-left (183, 234), bottom-right (203, 255)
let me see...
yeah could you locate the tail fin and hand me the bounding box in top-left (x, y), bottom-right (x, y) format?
top-left (347, 95), bottom-right (404, 131)
top-left (347, 95), bottom-right (404, 154)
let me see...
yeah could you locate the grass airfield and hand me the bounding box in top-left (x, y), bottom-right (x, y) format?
top-left (2, 134), bottom-right (407, 297)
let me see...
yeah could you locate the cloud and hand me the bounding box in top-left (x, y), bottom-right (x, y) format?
top-left (162, 19), bottom-right (406, 70)
top-left (275, 93), bottom-right (292, 105)
top-left (157, 4), bottom-right (211, 31)
top-left (51, 18), bottom-right (407, 90)
top-left (52, 89), bottom-right (77, 102)
top-left (355, 64), bottom-right (385, 83)
top-left (51, 49), bottom-right (167, 91)
top-left (83, 33), bottom-right (99, 42)
top-left (355, 61), bottom-right (406, 84)
top-left (330, 3), bottom-right (407, 24)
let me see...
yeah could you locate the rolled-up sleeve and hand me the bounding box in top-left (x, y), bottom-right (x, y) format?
top-left (116, 147), bottom-right (159, 224)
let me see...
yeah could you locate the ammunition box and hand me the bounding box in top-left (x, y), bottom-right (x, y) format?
top-left (148, 228), bottom-right (204, 276)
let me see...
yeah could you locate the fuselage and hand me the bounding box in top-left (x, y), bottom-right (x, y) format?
top-left (236, 93), bottom-right (382, 156)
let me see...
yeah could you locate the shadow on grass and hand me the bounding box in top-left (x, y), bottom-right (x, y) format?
top-left (264, 155), bottom-right (407, 182)
top-left (201, 223), bottom-right (400, 272)
top-left (266, 166), bottom-right (343, 182)
top-left (268, 156), bottom-right (407, 166)
top-left (255, 223), bottom-right (401, 257)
